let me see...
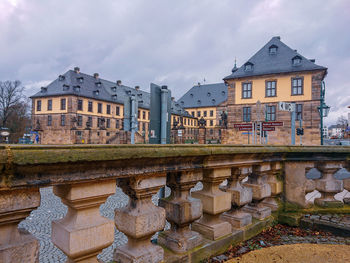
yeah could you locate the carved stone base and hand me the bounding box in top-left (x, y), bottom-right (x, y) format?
top-left (261, 197), bottom-right (279, 212)
top-left (314, 198), bottom-right (344, 208)
top-left (242, 204), bottom-right (271, 220)
top-left (114, 240), bottom-right (164, 263)
top-left (221, 210), bottom-right (252, 229)
top-left (158, 229), bottom-right (202, 253)
top-left (192, 216), bottom-right (232, 240)
top-left (0, 227), bottom-right (39, 263)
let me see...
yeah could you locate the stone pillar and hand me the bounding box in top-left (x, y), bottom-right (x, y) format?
top-left (52, 180), bottom-right (116, 263)
top-left (198, 127), bottom-right (206, 144)
top-left (192, 168), bottom-right (232, 240)
top-left (221, 166), bottom-right (253, 229)
top-left (261, 162), bottom-right (283, 211)
top-left (284, 162), bottom-right (315, 208)
top-left (314, 162), bottom-right (343, 208)
top-left (0, 188), bottom-right (40, 263)
top-left (243, 164), bottom-right (271, 220)
top-left (114, 175), bottom-right (166, 263)
top-left (158, 171), bottom-right (203, 253)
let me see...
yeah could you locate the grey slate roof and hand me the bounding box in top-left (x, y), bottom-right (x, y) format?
top-left (224, 37), bottom-right (327, 80)
top-left (178, 83), bottom-right (227, 108)
top-left (30, 69), bottom-right (193, 118)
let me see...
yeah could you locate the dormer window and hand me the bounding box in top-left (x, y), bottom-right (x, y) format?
top-left (58, 75), bottom-right (65, 81)
top-left (197, 100), bottom-right (201, 105)
top-left (95, 82), bottom-right (102, 87)
top-left (207, 92), bottom-right (211, 97)
top-left (292, 56), bottom-right (302, 66)
top-left (244, 62), bottom-right (254, 72)
top-left (94, 90), bottom-right (99, 96)
top-left (180, 101), bottom-right (184, 106)
top-left (73, 85), bottom-right (81, 92)
top-left (137, 93), bottom-right (142, 98)
top-left (41, 87), bottom-right (47, 93)
top-left (111, 86), bottom-right (117, 92)
top-left (212, 99), bottom-right (216, 104)
top-left (112, 94), bottom-right (117, 100)
top-left (77, 77), bottom-right (84, 83)
top-left (63, 84), bottom-right (70, 91)
top-left (190, 93), bottom-right (193, 98)
top-left (269, 45), bottom-right (278, 55)
top-left (222, 91), bottom-right (226, 96)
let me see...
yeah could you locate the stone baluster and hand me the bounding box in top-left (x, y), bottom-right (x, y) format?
top-left (52, 180), bottom-right (116, 263)
top-left (243, 164), bottom-right (271, 220)
top-left (114, 175), bottom-right (166, 263)
top-left (343, 162), bottom-right (350, 204)
top-left (220, 166), bottom-right (253, 229)
top-left (158, 171), bottom-right (203, 253)
top-left (261, 162), bottom-right (283, 211)
top-left (315, 162), bottom-right (343, 208)
top-left (192, 168), bottom-right (232, 240)
top-left (0, 188), bottom-right (40, 263)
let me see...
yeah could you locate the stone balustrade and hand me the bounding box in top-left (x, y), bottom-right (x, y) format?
top-left (0, 145), bottom-right (350, 263)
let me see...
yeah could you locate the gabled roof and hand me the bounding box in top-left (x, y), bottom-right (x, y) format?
top-left (224, 36), bottom-right (327, 80)
top-left (30, 69), bottom-right (193, 118)
top-left (178, 83), bottom-right (227, 108)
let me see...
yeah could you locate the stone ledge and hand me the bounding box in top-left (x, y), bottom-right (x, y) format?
top-left (162, 216), bottom-right (274, 263)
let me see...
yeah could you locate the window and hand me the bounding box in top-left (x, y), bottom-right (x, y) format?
top-left (142, 111), bottom-right (146, 119)
top-left (266, 105), bottom-right (276, 121)
top-left (242, 82), bottom-right (252, 99)
top-left (97, 118), bottom-right (101, 128)
top-left (244, 62), bottom-right (253, 71)
top-left (116, 106), bottom-right (120, 116)
top-left (107, 104), bottom-right (111, 114)
top-left (296, 104), bottom-right (303, 121)
top-left (98, 103), bottom-right (102, 113)
top-left (292, 56), bottom-right (302, 66)
top-left (116, 119), bottom-right (120, 129)
top-left (243, 107), bottom-right (251, 122)
top-left (142, 123), bottom-right (145, 131)
top-left (47, 115), bottom-right (52, 126)
top-left (148, 112), bottom-right (150, 120)
top-left (266, 81), bottom-right (276, 97)
top-left (292, 77), bottom-right (303, 95)
top-left (197, 111), bottom-right (201, 117)
top-left (106, 119), bottom-right (110, 128)
top-left (61, 98), bottom-right (66, 110)
top-left (204, 111), bottom-right (207, 117)
top-left (47, 99), bottom-right (52, 111)
top-left (88, 116), bottom-right (92, 127)
top-left (88, 101), bottom-right (93, 112)
top-left (77, 115), bottom-right (82, 126)
top-left (269, 45), bottom-right (278, 55)
top-left (61, 115), bottom-right (65, 126)
top-left (210, 110), bottom-right (214, 117)
top-left (191, 111), bottom-right (195, 117)
top-left (37, 100), bottom-right (41, 111)
top-left (184, 119), bottom-right (187, 125)
top-left (138, 110), bottom-right (140, 119)
top-left (78, 99), bottom-right (83, 111)
top-left (210, 120), bottom-right (213, 126)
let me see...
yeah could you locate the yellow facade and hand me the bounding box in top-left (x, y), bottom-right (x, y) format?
top-left (34, 97), bottom-right (68, 114)
top-left (234, 72), bottom-right (312, 104)
top-left (76, 97), bottom-right (124, 118)
top-left (183, 107), bottom-right (217, 127)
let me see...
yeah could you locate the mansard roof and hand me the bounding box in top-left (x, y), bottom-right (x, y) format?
top-left (30, 69), bottom-right (193, 118)
top-left (178, 83), bottom-right (227, 108)
top-left (224, 36), bottom-right (327, 80)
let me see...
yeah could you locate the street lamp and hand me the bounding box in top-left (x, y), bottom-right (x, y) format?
top-left (318, 81), bottom-right (331, 145)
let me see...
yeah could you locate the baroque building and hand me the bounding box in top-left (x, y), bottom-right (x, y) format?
top-left (222, 36), bottom-right (327, 145)
top-left (30, 67), bottom-right (196, 144)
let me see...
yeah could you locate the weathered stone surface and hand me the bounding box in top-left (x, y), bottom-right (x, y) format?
top-left (158, 171), bottom-right (203, 253)
top-left (192, 168), bottom-right (232, 240)
top-left (115, 176), bottom-right (166, 263)
top-left (52, 180), bottom-right (116, 262)
top-left (0, 188), bottom-right (40, 263)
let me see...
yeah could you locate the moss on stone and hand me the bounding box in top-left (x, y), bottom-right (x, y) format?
top-left (278, 213), bottom-right (303, 226)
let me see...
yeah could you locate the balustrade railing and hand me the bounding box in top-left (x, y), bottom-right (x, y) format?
top-left (0, 145), bottom-right (349, 263)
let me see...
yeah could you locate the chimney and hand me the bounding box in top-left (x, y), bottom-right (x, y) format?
top-left (197, 82), bottom-right (201, 87)
top-left (275, 36), bottom-right (281, 40)
top-left (294, 50), bottom-right (297, 52)
top-left (171, 97), bottom-right (175, 101)
top-left (135, 86), bottom-right (140, 91)
top-left (74, 67), bottom-right (80, 73)
top-left (116, 80), bottom-right (122, 86)
top-left (93, 73), bottom-right (99, 79)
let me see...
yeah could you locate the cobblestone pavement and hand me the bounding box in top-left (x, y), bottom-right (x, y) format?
top-left (20, 183), bottom-right (202, 263)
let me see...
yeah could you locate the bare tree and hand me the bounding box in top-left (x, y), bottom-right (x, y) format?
top-left (337, 115), bottom-right (348, 129)
top-left (0, 80), bottom-right (25, 127)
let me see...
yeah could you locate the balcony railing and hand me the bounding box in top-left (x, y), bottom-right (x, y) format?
top-left (0, 145), bottom-right (349, 262)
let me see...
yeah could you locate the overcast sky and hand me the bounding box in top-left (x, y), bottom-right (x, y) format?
top-left (1, 0), bottom-right (349, 125)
